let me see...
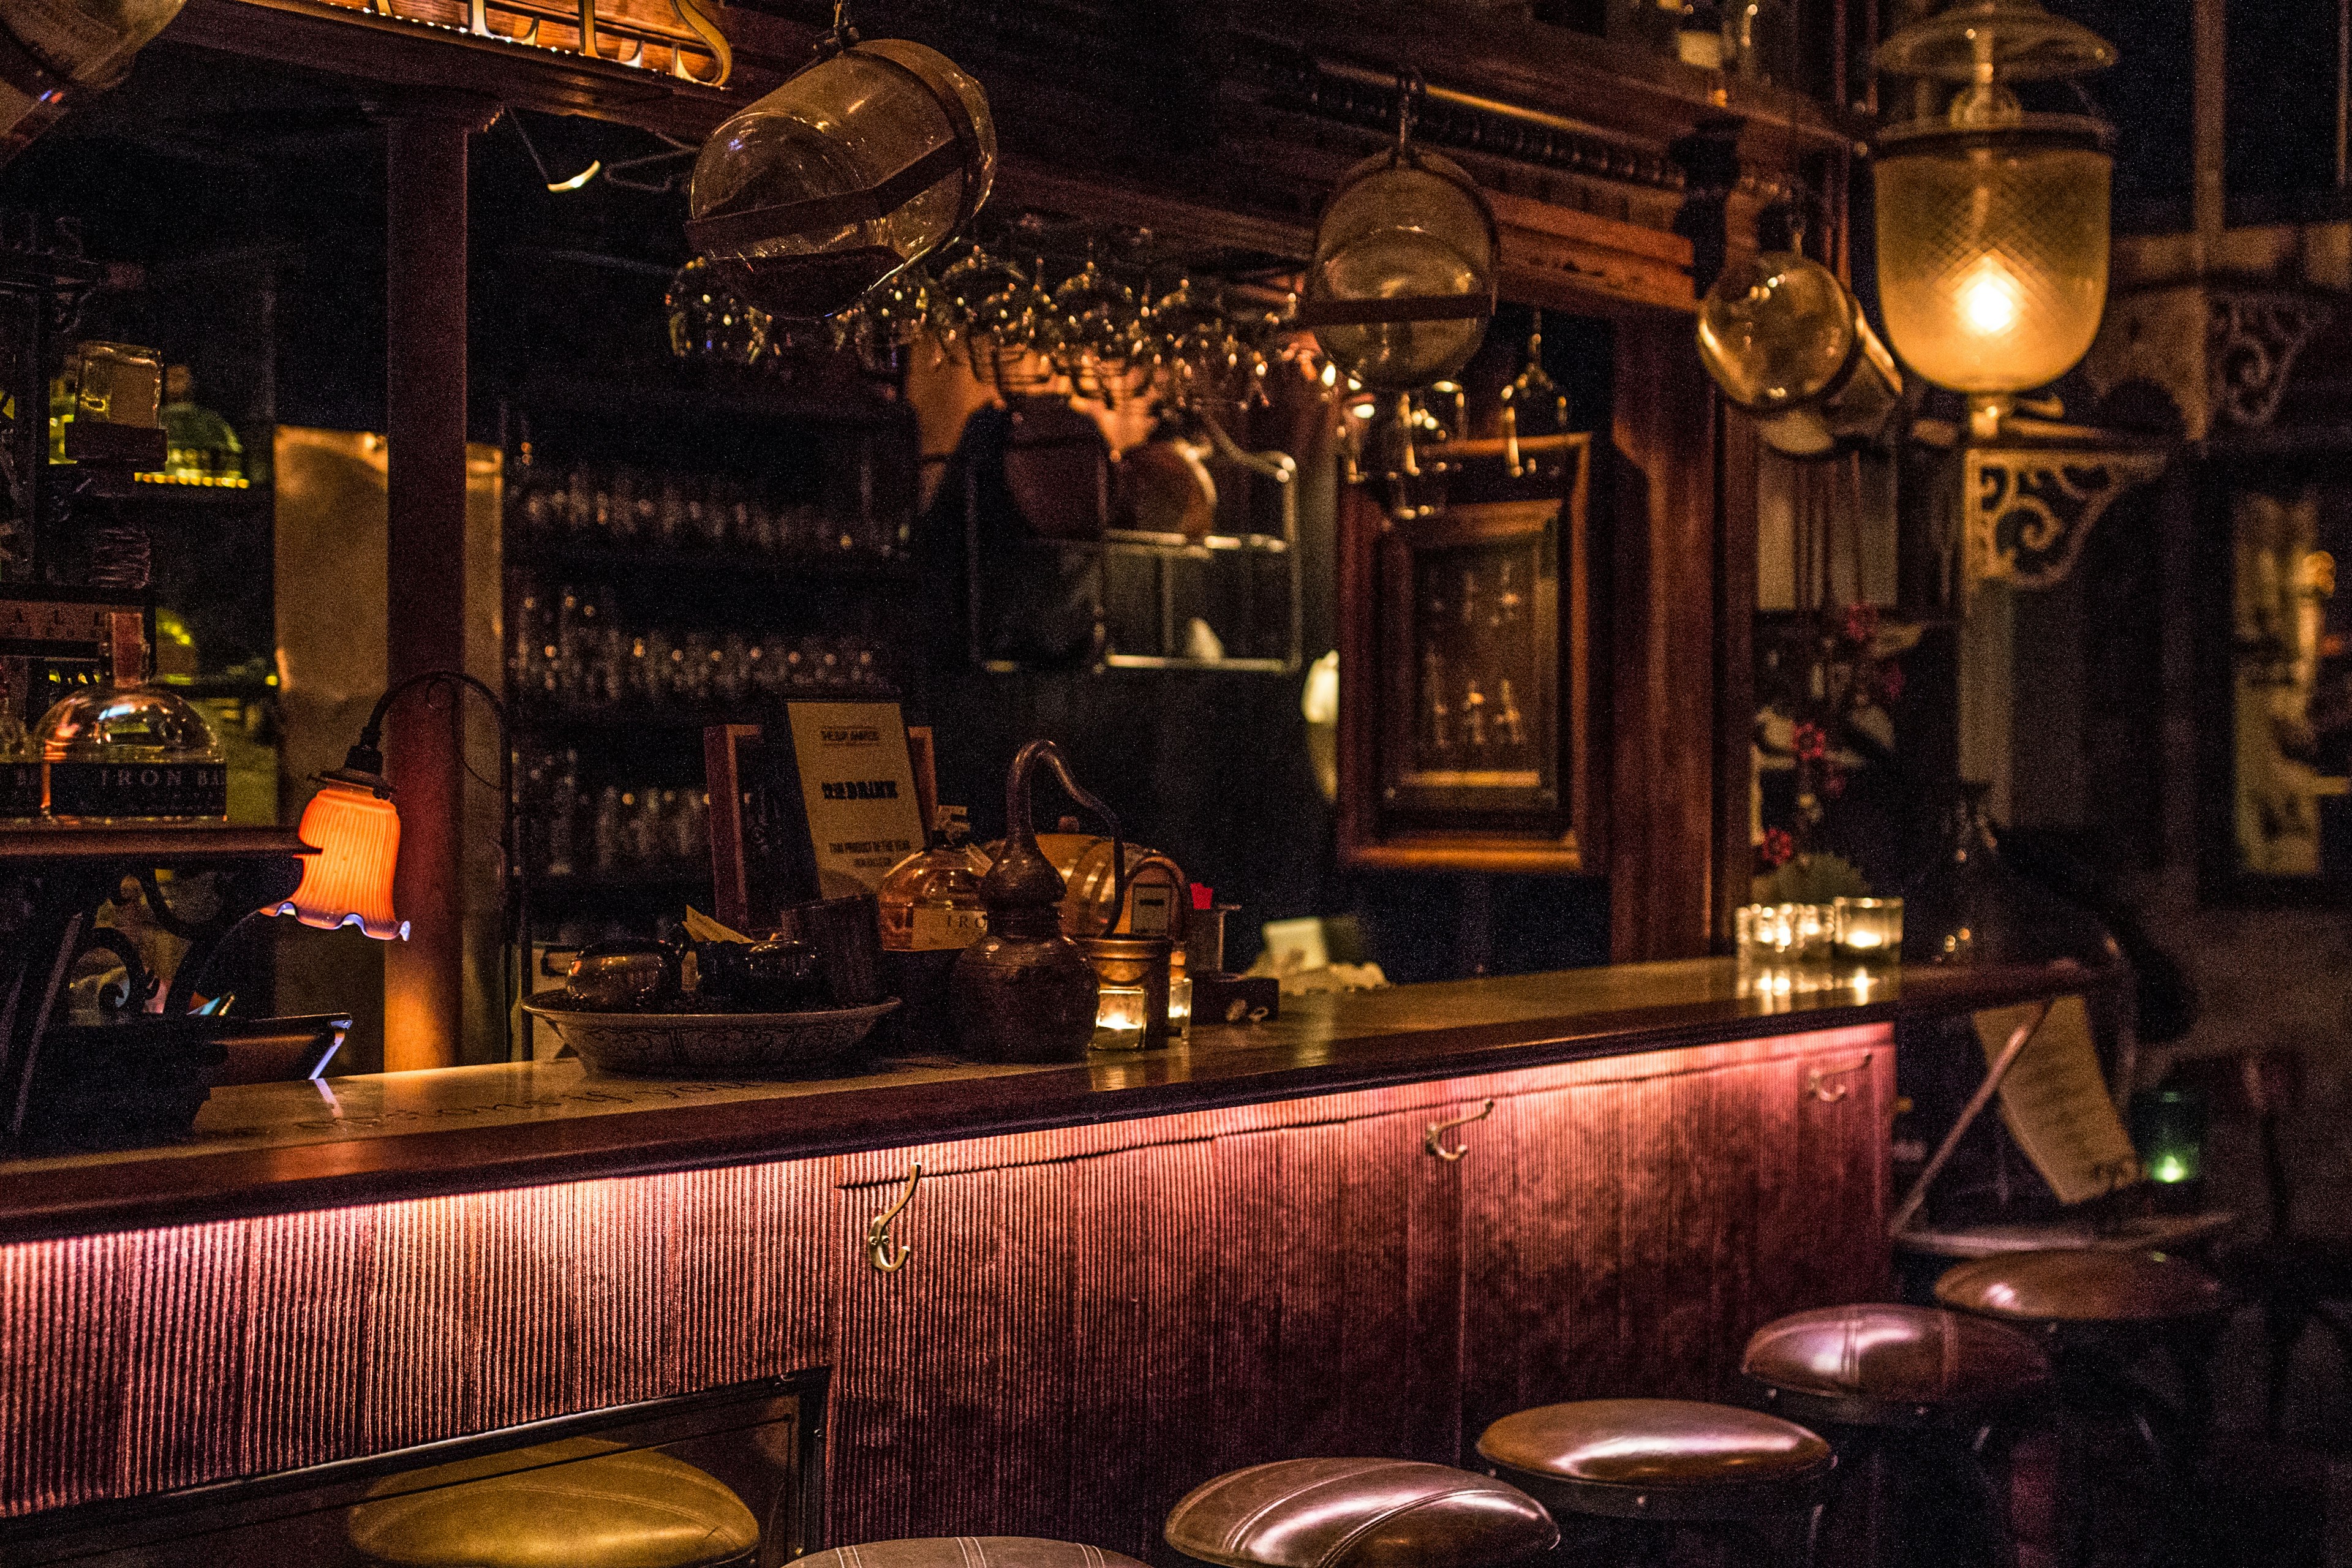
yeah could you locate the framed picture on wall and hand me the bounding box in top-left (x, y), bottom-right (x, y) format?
top-left (2200, 461), bottom-right (2352, 902)
top-left (1337, 434), bottom-right (1596, 872)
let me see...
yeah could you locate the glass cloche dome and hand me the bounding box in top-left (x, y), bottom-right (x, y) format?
top-left (37, 684), bottom-right (227, 822)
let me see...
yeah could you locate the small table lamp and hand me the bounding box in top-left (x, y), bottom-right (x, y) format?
top-left (265, 670), bottom-right (516, 1048)
top-left (274, 772), bottom-right (408, 940)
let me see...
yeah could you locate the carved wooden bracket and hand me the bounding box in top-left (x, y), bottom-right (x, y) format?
top-left (1963, 443), bottom-right (2171, 590)
top-left (2086, 282), bottom-right (2333, 441)
top-left (2208, 291), bottom-right (2332, 429)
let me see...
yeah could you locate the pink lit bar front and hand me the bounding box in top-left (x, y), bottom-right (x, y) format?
top-left (0, 1025), bottom-right (1889, 1553)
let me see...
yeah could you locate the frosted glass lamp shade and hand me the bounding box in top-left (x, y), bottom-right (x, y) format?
top-left (275, 778), bottom-right (408, 941)
top-left (1874, 119), bottom-right (2111, 396)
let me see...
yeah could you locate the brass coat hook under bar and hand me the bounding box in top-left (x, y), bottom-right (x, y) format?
top-left (866, 1162), bottom-right (921, 1273)
top-left (1424, 1099), bottom-right (1496, 1161)
top-left (1805, 1052), bottom-right (1875, 1103)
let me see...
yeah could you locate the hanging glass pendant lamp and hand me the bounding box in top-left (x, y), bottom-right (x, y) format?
top-left (1295, 72), bottom-right (1498, 393)
top-left (687, 2), bottom-right (995, 321)
top-left (1872, 0), bottom-right (2116, 436)
top-left (1696, 250), bottom-right (1902, 458)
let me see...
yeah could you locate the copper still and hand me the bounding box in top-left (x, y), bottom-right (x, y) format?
top-left (951, 740), bottom-right (1125, 1063)
top-left (1035, 831), bottom-right (1186, 941)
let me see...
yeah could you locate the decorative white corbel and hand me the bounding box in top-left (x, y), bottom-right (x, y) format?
top-left (1962, 442), bottom-right (2173, 590)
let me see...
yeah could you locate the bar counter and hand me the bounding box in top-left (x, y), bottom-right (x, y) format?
top-left (0, 956), bottom-right (2111, 1549)
top-left (0, 956), bottom-right (2101, 1245)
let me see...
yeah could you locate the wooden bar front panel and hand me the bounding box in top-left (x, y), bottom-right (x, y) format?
top-left (0, 1027), bottom-right (1890, 1555)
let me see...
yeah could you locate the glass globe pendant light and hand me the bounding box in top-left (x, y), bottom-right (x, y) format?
top-left (1294, 74), bottom-right (1498, 394)
top-left (1871, 0), bottom-right (2116, 437)
top-left (686, 3), bottom-right (995, 322)
top-left (1695, 249), bottom-right (1902, 458)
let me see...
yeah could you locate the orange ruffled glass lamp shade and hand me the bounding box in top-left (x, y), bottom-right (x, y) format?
top-left (274, 778), bottom-right (409, 940)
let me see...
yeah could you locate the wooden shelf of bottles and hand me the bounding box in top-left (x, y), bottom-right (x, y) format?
top-left (499, 383), bottom-right (921, 945)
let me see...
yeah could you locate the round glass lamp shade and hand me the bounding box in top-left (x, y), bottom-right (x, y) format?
top-left (1302, 148), bottom-right (1498, 391)
top-left (687, 39), bottom-right (995, 322)
top-left (36, 684), bottom-right (225, 822)
top-left (1697, 252), bottom-right (1856, 409)
top-left (1872, 117), bottom-right (2111, 397)
top-left (274, 778), bottom-right (408, 941)
top-left (1695, 252), bottom-right (1902, 457)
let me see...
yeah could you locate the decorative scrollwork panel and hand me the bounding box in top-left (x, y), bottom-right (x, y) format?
top-left (1964, 445), bottom-right (2171, 590)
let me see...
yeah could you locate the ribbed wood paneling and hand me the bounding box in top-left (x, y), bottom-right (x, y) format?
top-left (0, 1025), bottom-right (1891, 1555)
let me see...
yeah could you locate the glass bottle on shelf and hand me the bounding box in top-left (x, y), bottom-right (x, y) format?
top-left (545, 749), bottom-right (579, 877)
top-left (158, 366), bottom-right (244, 485)
top-left (1720, 0), bottom-right (1792, 84)
top-left (0, 0), bottom-right (189, 164)
top-left (0, 671), bottom-right (39, 819)
top-left (36, 682), bottom-right (227, 824)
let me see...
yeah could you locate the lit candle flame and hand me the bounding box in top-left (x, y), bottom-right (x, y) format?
top-left (1958, 257), bottom-right (2022, 337)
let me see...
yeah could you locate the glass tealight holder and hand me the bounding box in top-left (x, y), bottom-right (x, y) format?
top-left (1736, 902), bottom-right (1836, 995)
top-left (2129, 1085), bottom-right (2207, 1189)
top-left (1168, 974), bottom-right (1193, 1043)
top-left (1091, 985), bottom-right (1149, 1051)
top-left (1832, 897), bottom-right (1904, 969)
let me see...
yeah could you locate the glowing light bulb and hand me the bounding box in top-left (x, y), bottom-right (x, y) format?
top-left (1958, 257), bottom-right (2022, 337)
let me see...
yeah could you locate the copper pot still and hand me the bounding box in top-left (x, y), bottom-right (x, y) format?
top-left (951, 739), bottom-right (1123, 1063)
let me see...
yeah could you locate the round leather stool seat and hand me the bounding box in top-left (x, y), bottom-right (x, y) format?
top-left (1935, 1248), bottom-right (2229, 1325)
top-left (347, 1438), bottom-right (759, 1567)
top-left (1743, 1303), bottom-right (2051, 1427)
top-left (1477, 1398), bottom-right (1834, 1522)
top-left (1165, 1458), bottom-right (1558, 1568)
top-left (800, 1540), bottom-right (1149, 1568)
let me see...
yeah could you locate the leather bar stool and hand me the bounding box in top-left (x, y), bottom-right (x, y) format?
top-left (1477, 1398), bottom-right (1834, 1566)
top-left (799, 1540), bottom-right (1149, 1568)
top-left (1743, 1303), bottom-right (2051, 1568)
top-left (1936, 1248), bottom-right (2230, 1567)
top-left (1166, 1457), bottom-right (1559, 1568)
top-left (347, 1439), bottom-right (761, 1566)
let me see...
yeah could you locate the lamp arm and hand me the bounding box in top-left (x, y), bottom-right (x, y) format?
top-left (345, 668), bottom-right (524, 1059)
top-left (342, 670), bottom-right (508, 782)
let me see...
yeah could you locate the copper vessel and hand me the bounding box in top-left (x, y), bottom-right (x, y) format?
top-left (951, 740), bottom-right (1123, 1063)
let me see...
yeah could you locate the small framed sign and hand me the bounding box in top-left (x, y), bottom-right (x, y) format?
top-left (706, 701), bottom-right (926, 929)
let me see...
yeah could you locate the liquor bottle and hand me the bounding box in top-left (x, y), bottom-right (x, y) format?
top-left (877, 806), bottom-right (991, 1050)
top-left (0, 0), bottom-right (186, 167)
top-left (879, 806), bottom-right (990, 952)
top-left (545, 749), bottom-right (579, 876)
top-left (0, 670), bottom-right (39, 819)
top-left (35, 681), bottom-right (226, 823)
top-left (159, 366), bottom-right (244, 484)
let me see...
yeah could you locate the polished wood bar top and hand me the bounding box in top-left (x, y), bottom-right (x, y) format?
top-left (0, 957), bottom-right (2112, 1245)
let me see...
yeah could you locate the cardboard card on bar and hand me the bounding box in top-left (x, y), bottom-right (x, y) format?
top-left (1975, 995), bottom-right (2141, 1205)
top-left (783, 702), bottom-right (924, 897)
top-left (706, 703), bottom-right (925, 929)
